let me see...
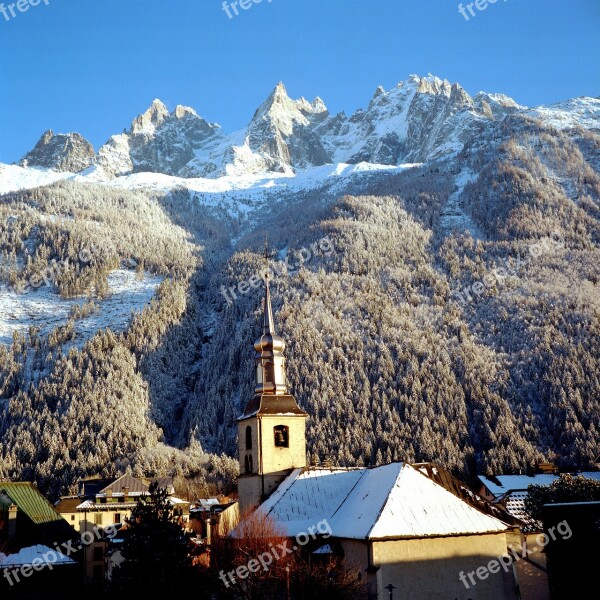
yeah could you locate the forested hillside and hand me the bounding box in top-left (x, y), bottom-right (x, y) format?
top-left (1, 101), bottom-right (599, 498)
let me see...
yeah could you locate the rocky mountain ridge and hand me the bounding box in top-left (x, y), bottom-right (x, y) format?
top-left (17, 74), bottom-right (600, 179)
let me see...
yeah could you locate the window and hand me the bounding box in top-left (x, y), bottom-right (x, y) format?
top-left (245, 454), bottom-right (253, 474)
top-left (71, 515), bottom-right (75, 521)
top-left (94, 513), bottom-right (103, 526)
top-left (274, 425), bottom-right (289, 448)
top-left (245, 425), bottom-right (252, 450)
top-left (114, 513), bottom-right (122, 525)
top-left (93, 546), bottom-right (103, 562)
top-left (264, 362), bottom-right (275, 384)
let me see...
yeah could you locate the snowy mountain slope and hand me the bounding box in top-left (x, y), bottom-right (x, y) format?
top-left (94, 99), bottom-right (224, 177)
top-left (0, 269), bottom-right (162, 348)
top-left (323, 74), bottom-right (489, 165)
top-left (527, 97), bottom-right (600, 131)
top-left (0, 163), bottom-right (73, 194)
top-left (0, 156), bottom-right (419, 225)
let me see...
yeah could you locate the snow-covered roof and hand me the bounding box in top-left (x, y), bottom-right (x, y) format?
top-left (258, 463), bottom-right (508, 540)
top-left (479, 474), bottom-right (560, 497)
top-left (0, 545), bottom-right (75, 568)
top-left (199, 498), bottom-right (220, 507)
top-left (76, 500), bottom-right (138, 510)
top-left (191, 498), bottom-right (221, 512)
top-left (480, 472), bottom-right (600, 498)
top-left (169, 496), bottom-right (189, 505)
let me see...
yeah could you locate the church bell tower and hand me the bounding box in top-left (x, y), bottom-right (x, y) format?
top-left (237, 256), bottom-right (308, 515)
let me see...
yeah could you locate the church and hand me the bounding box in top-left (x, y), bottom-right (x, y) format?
top-left (236, 272), bottom-right (520, 600)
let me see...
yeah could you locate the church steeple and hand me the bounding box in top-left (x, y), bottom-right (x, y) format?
top-left (253, 265), bottom-right (288, 396)
top-left (237, 245), bottom-right (308, 514)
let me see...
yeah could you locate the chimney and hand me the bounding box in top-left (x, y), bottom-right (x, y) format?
top-left (8, 504), bottom-right (18, 541)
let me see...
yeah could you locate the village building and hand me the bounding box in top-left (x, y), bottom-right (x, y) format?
top-left (476, 470), bottom-right (600, 600)
top-left (55, 474), bottom-right (189, 583)
top-left (0, 482), bottom-right (78, 592)
top-left (190, 498), bottom-right (239, 544)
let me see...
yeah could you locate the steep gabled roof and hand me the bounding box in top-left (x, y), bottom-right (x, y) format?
top-left (99, 474), bottom-right (149, 495)
top-left (97, 475), bottom-right (175, 496)
top-left (0, 483), bottom-right (64, 526)
top-left (257, 463), bottom-right (508, 540)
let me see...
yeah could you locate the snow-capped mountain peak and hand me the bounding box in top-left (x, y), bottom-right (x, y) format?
top-left (131, 98), bottom-right (170, 135)
top-left (173, 104), bottom-right (199, 119)
top-left (13, 75), bottom-right (600, 182)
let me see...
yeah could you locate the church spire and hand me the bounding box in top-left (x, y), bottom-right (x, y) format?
top-left (262, 246), bottom-right (276, 337)
top-left (253, 242), bottom-right (288, 396)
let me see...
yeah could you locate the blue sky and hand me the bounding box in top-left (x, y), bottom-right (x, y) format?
top-left (0, 0), bottom-right (598, 163)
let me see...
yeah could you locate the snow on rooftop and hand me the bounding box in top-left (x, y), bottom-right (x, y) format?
top-left (258, 463), bottom-right (507, 540)
top-left (0, 545), bottom-right (75, 568)
top-left (312, 544), bottom-right (333, 554)
top-left (256, 468), bottom-right (364, 535)
top-left (479, 474), bottom-right (560, 497)
top-left (169, 496), bottom-right (189, 505)
top-left (502, 491), bottom-right (541, 531)
top-left (482, 472), bottom-right (600, 499)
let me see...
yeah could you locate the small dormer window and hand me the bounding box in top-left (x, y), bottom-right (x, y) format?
top-left (274, 425), bottom-right (289, 448)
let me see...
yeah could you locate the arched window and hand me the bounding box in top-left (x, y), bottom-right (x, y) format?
top-left (274, 425), bottom-right (289, 448)
top-left (248, 455), bottom-right (253, 473)
top-left (244, 455), bottom-right (253, 474)
top-left (264, 362), bottom-right (275, 385)
top-left (245, 426), bottom-right (252, 450)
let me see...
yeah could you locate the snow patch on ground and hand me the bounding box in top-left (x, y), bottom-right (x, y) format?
top-left (0, 163), bottom-right (72, 195)
top-left (0, 269), bottom-right (162, 348)
top-left (1, 161), bottom-right (420, 222)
